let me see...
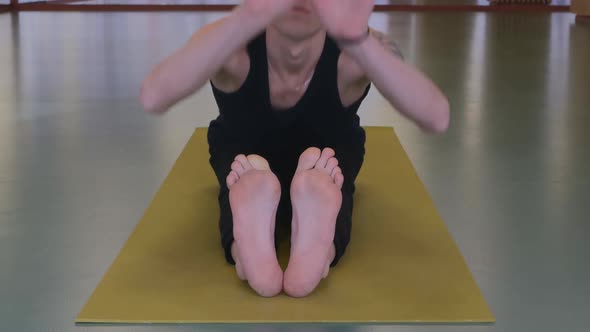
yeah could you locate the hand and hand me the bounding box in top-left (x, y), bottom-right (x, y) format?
top-left (240, 0), bottom-right (298, 25)
top-left (311, 0), bottom-right (374, 42)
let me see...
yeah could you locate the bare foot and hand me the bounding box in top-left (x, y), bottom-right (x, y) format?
top-left (227, 154), bottom-right (283, 297)
top-left (283, 147), bottom-right (344, 298)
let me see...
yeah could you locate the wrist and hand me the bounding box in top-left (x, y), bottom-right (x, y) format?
top-left (232, 5), bottom-right (270, 35)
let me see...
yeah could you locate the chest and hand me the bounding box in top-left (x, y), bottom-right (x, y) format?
top-left (265, 61), bottom-right (363, 111)
top-left (268, 78), bottom-right (361, 111)
top-left (267, 71), bottom-right (312, 110)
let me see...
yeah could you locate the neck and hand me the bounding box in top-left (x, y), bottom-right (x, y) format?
top-left (266, 26), bottom-right (325, 75)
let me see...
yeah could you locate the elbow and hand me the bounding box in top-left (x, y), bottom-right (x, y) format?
top-left (139, 79), bottom-right (164, 114)
top-left (424, 95), bottom-right (450, 134)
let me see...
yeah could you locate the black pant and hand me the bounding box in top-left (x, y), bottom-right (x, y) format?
top-left (207, 121), bottom-right (365, 267)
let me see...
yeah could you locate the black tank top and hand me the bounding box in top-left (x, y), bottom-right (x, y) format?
top-left (208, 31), bottom-right (370, 147)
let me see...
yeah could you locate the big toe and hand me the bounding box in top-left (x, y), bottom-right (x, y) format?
top-left (296, 147), bottom-right (322, 172)
top-left (247, 154), bottom-right (271, 171)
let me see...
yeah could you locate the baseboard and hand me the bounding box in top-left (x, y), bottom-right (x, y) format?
top-left (12, 3), bottom-right (570, 13)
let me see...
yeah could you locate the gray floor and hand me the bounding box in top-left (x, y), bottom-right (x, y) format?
top-left (0, 9), bottom-right (589, 332)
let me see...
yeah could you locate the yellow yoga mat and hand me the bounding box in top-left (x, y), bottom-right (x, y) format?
top-left (77, 127), bottom-right (494, 324)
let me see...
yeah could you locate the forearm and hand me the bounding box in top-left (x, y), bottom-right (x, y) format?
top-left (341, 33), bottom-right (450, 134)
top-left (140, 7), bottom-right (266, 114)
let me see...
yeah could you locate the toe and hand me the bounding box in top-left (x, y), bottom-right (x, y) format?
top-left (231, 160), bottom-right (244, 173)
top-left (317, 148), bottom-right (336, 169)
top-left (226, 170), bottom-right (239, 188)
top-left (296, 147), bottom-right (322, 172)
top-left (247, 154), bottom-right (271, 171)
top-left (324, 157), bottom-right (339, 175)
top-left (334, 168), bottom-right (344, 189)
top-left (234, 155), bottom-right (253, 174)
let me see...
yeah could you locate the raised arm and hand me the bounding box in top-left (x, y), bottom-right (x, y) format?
top-left (312, 0), bottom-right (450, 134)
top-left (140, 0), bottom-right (296, 114)
top-left (341, 29), bottom-right (450, 134)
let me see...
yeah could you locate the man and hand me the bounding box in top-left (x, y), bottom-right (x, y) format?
top-left (140, 0), bottom-right (450, 298)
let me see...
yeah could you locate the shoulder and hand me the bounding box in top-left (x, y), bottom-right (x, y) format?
top-left (211, 47), bottom-right (251, 93)
top-left (212, 32), bottom-right (268, 93)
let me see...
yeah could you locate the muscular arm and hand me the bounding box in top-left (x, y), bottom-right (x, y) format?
top-left (139, 7), bottom-right (265, 114)
top-left (340, 29), bottom-right (450, 134)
